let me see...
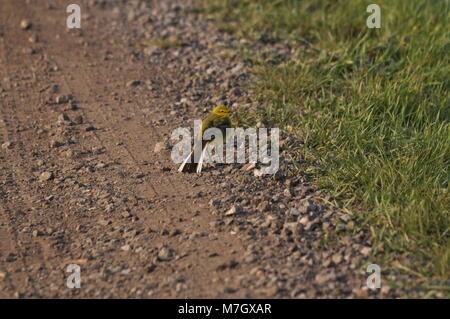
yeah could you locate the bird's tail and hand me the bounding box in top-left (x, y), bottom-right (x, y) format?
top-left (178, 151), bottom-right (196, 173)
top-left (178, 144), bottom-right (210, 174)
top-left (196, 145), bottom-right (209, 174)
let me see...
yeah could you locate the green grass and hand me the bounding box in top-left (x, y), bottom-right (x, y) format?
top-left (197, 0), bottom-right (450, 286)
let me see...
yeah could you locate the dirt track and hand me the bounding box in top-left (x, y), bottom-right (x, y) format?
top-left (0, 0), bottom-right (401, 298)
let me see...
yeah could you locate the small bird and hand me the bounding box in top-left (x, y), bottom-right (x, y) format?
top-left (178, 105), bottom-right (232, 174)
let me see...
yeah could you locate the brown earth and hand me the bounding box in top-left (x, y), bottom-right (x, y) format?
top-left (0, 0), bottom-right (410, 298)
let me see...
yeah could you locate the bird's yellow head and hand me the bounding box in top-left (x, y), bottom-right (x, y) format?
top-left (211, 105), bottom-right (230, 117)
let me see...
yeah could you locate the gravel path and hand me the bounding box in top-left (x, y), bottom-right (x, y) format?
top-left (0, 0), bottom-right (401, 298)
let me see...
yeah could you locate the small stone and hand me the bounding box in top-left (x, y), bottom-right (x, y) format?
top-left (241, 163), bottom-right (255, 171)
top-left (283, 222), bottom-right (298, 234)
top-left (170, 229), bottom-right (181, 237)
top-left (121, 269), bottom-right (131, 275)
top-left (331, 253), bottom-right (342, 265)
top-left (98, 220), bottom-right (110, 226)
top-left (158, 247), bottom-right (173, 261)
top-left (73, 115), bottom-right (83, 125)
top-left (381, 285), bottom-right (391, 295)
top-left (175, 283), bottom-right (185, 292)
top-left (146, 264), bottom-right (157, 273)
top-left (85, 125), bottom-right (96, 132)
top-left (22, 47), bottom-right (36, 55)
top-left (1, 141), bottom-right (12, 150)
top-left (121, 211), bottom-right (131, 218)
top-left (121, 245), bottom-right (131, 252)
top-left (244, 253), bottom-right (258, 263)
top-left (50, 140), bottom-right (64, 148)
top-left (209, 199), bottom-right (220, 208)
top-left (216, 260), bottom-right (239, 271)
top-left (96, 162), bottom-right (106, 169)
top-left (224, 287), bottom-right (237, 294)
top-left (62, 150), bottom-right (74, 158)
top-left (298, 216), bottom-right (309, 226)
top-left (58, 113), bottom-right (70, 122)
top-left (144, 46), bottom-right (158, 56)
top-left (253, 169), bottom-right (263, 177)
top-left (257, 201), bottom-right (269, 212)
top-left (55, 95), bottom-right (68, 104)
top-left (225, 205), bottom-right (241, 216)
top-left (20, 19), bottom-right (32, 30)
top-left (153, 142), bottom-right (166, 153)
top-left (39, 171), bottom-right (53, 181)
top-left (28, 35), bottom-right (38, 43)
top-left (315, 271), bottom-right (336, 284)
top-left (126, 80), bottom-right (142, 87)
top-left (231, 87), bottom-right (242, 97)
top-left (361, 247), bottom-right (372, 256)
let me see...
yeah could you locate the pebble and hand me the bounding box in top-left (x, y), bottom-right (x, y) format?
top-left (225, 205), bottom-right (241, 216)
top-left (32, 230), bottom-right (42, 237)
top-left (39, 171), bottom-right (53, 181)
top-left (85, 125), bottom-right (97, 132)
top-left (28, 35), bottom-right (38, 43)
top-left (121, 211), bottom-right (131, 218)
top-left (126, 80), bottom-right (142, 87)
top-left (153, 142), bottom-right (166, 153)
top-left (50, 140), bottom-right (64, 148)
top-left (223, 287), bottom-right (237, 294)
top-left (298, 216), bottom-right (309, 226)
top-left (257, 201), bottom-right (269, 212)
top-left (121, 245), bottom-right (131, 252)
top-left (55, 95), bottom-right (68, 104)
top-left (73, 115), bottom-right (83, 125)
top-left (361, 247), bottom-right (372, 256)
top-left (1, 141), bottom-right (12, 150)
top-left (253, 169), bottom-right (263, 177)
top-left (241, 163), bottom-right (255, 171)
top-left (331, 253), bottom-right (343, 265)
top-left (57, 113), bottom-right (70, 122)
top-left (62, 150), bottom-right (74, 158)
top-left (98, 220), bottom-right (111, 226)
top-left (315, 271), bottom-right (336, 284)
top-left (158, 247), bottom-right (173, 261)
top-left (209, 199), bottom-right (220, 208)
top-left (283, 222), bottom-right (298, 234)
top-left (20, 19), bottom-right (32, 30)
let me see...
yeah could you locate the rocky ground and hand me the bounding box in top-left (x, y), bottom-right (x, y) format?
top-left (0, 0), bottom-right (409, 298)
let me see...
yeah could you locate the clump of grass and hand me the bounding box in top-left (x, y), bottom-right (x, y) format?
top-left (139, 36), bottom-right (181, 49)
top-left (199, 0), bottom-right (450, 284)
